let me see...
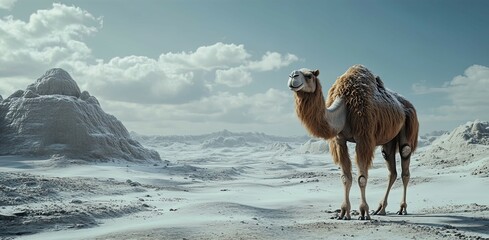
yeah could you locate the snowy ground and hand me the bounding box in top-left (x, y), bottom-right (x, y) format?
top-left (1, 129), bottom-right (489, 240)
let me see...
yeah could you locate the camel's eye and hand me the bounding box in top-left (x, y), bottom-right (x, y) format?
top-left (305, 74), bottom-right (312, 80)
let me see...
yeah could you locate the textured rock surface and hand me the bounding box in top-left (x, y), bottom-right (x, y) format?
top-left (26, 68), bottom-right (81, 97)
top-left (417, 120), bottom-right (489, 176)
top-left (0, 68), bottom-right (160, 162)
top-left (434, 120), bottom-right (489, 147)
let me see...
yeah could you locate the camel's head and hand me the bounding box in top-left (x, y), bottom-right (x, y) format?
top-left (288, 68), bottom-right (320, 93)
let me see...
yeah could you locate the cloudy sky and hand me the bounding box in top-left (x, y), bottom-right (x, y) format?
top-left (1, 0), bottom-right (488, 136)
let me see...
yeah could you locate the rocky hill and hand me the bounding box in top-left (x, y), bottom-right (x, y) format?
top-left (0, 68), bottom-right (160, 162)
top-left (418, 120), bottom-right (489, 176)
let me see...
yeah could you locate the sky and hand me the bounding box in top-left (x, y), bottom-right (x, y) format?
top-left (1, 0), bottom-right (488, 136)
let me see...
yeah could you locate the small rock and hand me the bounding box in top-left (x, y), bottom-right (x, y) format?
top-left (126, 180), bottom-right (141, 186)
top-left (41, 211), bottom-right (52, 216)
top-left (71, 199), bottom-right (83, 204)
top-left (13, 211), bottom-right (28, 217)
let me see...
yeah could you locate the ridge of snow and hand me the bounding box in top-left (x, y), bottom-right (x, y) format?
top-left (298, 138), bottom-right (329, 154)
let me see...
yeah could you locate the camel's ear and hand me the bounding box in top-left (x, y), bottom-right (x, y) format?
top-left (313, 69), bottom-right (320, 77)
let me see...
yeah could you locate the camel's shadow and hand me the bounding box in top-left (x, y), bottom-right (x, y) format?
top-left (386, 213), bottom-right (489, 237)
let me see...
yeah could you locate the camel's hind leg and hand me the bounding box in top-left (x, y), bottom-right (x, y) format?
top-left (373, 139), bottom-right (398, 215)
top-left (398, 127), bottom-right (412, 215)
top-left (330, 137), bottom-right (352, 220)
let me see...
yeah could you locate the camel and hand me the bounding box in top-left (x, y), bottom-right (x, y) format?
top-left (288, 65), bottom-right (419, 220)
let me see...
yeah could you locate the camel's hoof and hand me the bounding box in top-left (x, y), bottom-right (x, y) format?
top-left (373, 209), bottom-right (386, 216)
top-left (370, 207), bottom-right (386, 216)
top-left (358, 215), bottom-right (371, 220)
top-left (373, 204), bottom-right (387, 215)
top-left (397, 210), bottom-right (408, 215)
top-left (397, 208), bottom-right (408, 215)
top-left (337, 215), bottom-right (351, 220)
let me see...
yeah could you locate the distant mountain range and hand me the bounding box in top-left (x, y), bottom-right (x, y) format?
top-left (131, 129), bottom-right (309, 147)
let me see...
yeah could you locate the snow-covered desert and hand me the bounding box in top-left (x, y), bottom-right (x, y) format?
top-left (1, 125), bottom-right (489, 240)
top-left (0, 69), bottom-right (488, 240)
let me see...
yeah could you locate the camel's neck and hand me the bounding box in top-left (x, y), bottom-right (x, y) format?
top-left (294, 85), bottom-right (338, 140)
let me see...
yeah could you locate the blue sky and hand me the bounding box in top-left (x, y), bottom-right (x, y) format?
top-left (1, 0), bottom-right (488, 136)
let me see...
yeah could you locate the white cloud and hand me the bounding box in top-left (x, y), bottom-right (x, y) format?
top-left (413, 64), bottom-right (489, 130)
top-left (158, 42), bottom-right (251, 72)
top-left (411, 82), bottom-right (446, 94)
top-left (98, 88), bottom-right (297, 135)
top-left (446, 65), bottom-right (489, 107)
top-left (0, 3), bottom-right (300, 135)
top-left (74, 56), bottom-right (209, 104)
top-left (0, 3), bottom-right (101, 79)
top-left (196, 88), bottom-right (294, 124)
top-left (0, 2), bottom-right (296, 101)
top-left (0, 76), bottom-right (31, 99)
top-left (161, 88), bottom-right (291, 124)
top-left (247, 52), bottom-right (299, 72)
top-left (248, 88), bottom-right (295, 123)
top-left (215, 67), bottom-right (252, 87)
top-left (212, 51), bottom-right (299, 87)
top-left (79, 42), bottom-right (297, 102)
top-left (0, 0), bottom-right (17, 10)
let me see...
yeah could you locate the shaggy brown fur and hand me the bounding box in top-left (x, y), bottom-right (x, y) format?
top-left (327, 66), bottom-right (406, 153)
top-left (395, 93), bottom-right (419, 151)
top-left (291, 65), bottom-right (419, 220)
top-left (294, 79), bottom-right (337, 140)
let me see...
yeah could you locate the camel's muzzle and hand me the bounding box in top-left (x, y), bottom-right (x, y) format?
top-left (288, 70), bottom-right (305, 91)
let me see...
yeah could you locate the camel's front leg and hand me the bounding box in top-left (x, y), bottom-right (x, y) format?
top-left (330, 138), bottom-right (352, 220)
top-left (373, 139), bottom-right (398, 215)
top-left (356, 142), bottom-right (375, 220)
top-left (339, 167), bottom-right (352, 220)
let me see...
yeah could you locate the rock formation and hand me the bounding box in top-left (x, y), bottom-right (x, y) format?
top-left (0, 68), bottom-right (160, 162)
